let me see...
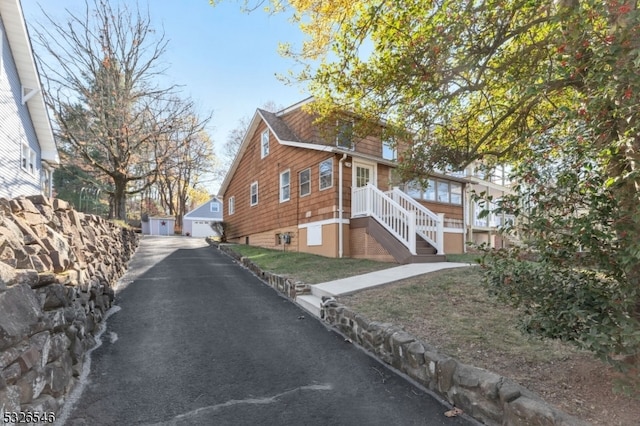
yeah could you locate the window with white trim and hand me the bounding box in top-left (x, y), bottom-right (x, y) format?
top-left (319, 158), bottom-right (333, 190)
top-left (21, 143), bottom-right (36, 175)
top-left (450, 183), bottom-right (463, 204)
top-left (261, 129), bottom-right (269, 158)
top-left (228, 196), bottom-right (235, 214)
top-left (250, 181), bottom-right (259, 206)
top-left (382, 138), bottom-right (396, 160)
top-left (336, 120), bottom-right (353, 149)
top-left (279, 170), bottom-right (290, 202)
top-left (299, 168), bottom-right (311, 197)
top-left (424, 179), bottom-right (436, 201)
top-left (406, 178), bottom-right (462, 205)
top-left (210, 202), bottom-right (220, 213)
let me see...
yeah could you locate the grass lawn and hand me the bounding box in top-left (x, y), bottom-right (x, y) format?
top-left (221, 244), bottom-right (638, 424)
top-left (223, 244), bottom-right (396, 284)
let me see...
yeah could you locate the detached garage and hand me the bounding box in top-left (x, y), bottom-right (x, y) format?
top-left (183, 196), bottom-right (223, 238)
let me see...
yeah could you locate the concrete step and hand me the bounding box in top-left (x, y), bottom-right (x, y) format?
top-left (295, 294), bottom-right (322, 318)
top-left (309, 285), bottom-right (334, 300)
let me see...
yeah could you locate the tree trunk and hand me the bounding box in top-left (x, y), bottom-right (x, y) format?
top-left (110, 177), bottom-right (128, 220)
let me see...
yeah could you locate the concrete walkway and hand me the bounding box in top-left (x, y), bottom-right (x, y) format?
top-left (296, 262), bottom-right (472, 317)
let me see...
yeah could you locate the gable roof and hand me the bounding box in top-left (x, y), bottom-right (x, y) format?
top-left (218, 98), bottom-right (398, 196)
top-left (184, 196), bottom-right (223, 221)
top-left (0, 0), bottom-right (59, 165)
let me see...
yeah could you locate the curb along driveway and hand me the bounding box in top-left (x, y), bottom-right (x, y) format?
top-left (60, 237), bottom-right (477, 425)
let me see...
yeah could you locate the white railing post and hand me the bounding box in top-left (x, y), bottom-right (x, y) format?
top-left (392, 186), bottom-right (401, 204)
top-left (365, 184), bottom-right (372, 216)
top-left (437, 213), bottom-right (445, 255)
top-left (408, 211), bottom-right (417, 255)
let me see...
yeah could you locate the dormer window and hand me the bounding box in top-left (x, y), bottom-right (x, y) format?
top-left (261, 129), bottom-right (270, 158)
top-left (336, 120), bottom-right (353, 150)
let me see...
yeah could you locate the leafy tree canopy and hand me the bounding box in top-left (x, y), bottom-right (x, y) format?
top-left (219, 0), bottom-right (640, 390)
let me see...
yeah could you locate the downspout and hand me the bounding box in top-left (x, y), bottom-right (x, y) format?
top-left (338, 153), bottom-right (347, 258)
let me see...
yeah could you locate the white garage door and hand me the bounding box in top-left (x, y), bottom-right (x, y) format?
top-left (191, 221), bottom-right (213, 238)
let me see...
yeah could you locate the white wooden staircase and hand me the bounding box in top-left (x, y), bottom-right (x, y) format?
top-left (351, 184), bottom-right (446, 263)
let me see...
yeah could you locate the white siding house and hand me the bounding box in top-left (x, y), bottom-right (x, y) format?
top-left (183, 197), bottom-right (224, 238)
top-left (0, 0), bottom-right (59, 199)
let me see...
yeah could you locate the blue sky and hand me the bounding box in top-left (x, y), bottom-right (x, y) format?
top-left (21, 0), bottom-right (310, 193)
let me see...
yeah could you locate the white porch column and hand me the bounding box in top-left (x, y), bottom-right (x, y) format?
top-left (437, 213), bottom-right (445, 254)
top-left (408, 211), bottom-right (417, 255)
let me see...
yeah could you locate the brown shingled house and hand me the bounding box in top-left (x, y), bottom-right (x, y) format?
top-left (218, 98), bottom-right (469, 263)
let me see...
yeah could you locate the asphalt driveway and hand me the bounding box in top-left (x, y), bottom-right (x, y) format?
top-left (58, 237), bottom-right (476, 426)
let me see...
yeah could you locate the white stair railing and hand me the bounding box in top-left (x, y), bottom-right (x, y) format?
top-left (384, 187), bottom-right (444, 254)
top-left (352, 184), bottom-right (417, 255)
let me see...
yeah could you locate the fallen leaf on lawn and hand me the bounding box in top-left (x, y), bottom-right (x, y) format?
top-left (444, 407), bottom-right (463, 418)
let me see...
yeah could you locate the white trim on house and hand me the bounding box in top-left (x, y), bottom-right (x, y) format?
top-left (250, 181), bottom-right (258, 206)
top-left (279, 169), bottom-right (290, 202)
top-left (298, 218), bottom-right (350, 229)
top-left (228, 196), bottom-right (235, 215)
top-left (184, 216), bottom-right (222, 222)
top-left (217, 106), bottom-right (398, 197)
top-left (319, 158), bottom-right (333, 190)
top-left (261, 129), bottom-right (270, 158)
top-left (0, 0), bottom-right (58, 165)
top-left (299, 167), bottom-right (311, 197)
top-left (352, 159), bottom-right (377, 188)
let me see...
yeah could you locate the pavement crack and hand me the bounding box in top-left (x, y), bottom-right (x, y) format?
top-left (146, 384), bottom-right (333, 425)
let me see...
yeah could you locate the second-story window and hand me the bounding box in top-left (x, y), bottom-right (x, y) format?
top-left (261, 129), bottom-right (270, 158)
top-left (336, 120), bottom-right (353, 150)
top-left (382, 139), bottom-right (396, 160)
top-left (280, 170), bottom-right (290, 202)
top-left (210, 202), bottom-right (220, 213)
top-left (250, 181), bottom-right (259, 206)
top-left (319, 158), bottom-right (333, 190)
top-left (299, 168), bottom-right (311, 196)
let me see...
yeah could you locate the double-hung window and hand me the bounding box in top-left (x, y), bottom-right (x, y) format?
top-left (319, 159), bottom-right (333, 190)
top-left (250, 182), bottom-right (259, 206)
top-left (299, 168), bottom-right (311, 197)
top-left (261, 129), bottom-right (269, 158)
top-left (336, 120), bottom-right (353, 149)
top-left (228, 196), bottom-right (235, 214)
top-left (210, 202), bottom-right (220, 213)
top-left (21, 143), bottom-right (36, 175)
top-left (280, 170), bottom-right (290, 202)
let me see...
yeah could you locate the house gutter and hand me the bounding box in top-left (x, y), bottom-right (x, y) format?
top-left (338, 153), bottom-right (347, 258)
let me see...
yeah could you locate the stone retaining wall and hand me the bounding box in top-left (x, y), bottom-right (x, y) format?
top-left (218, 243), bottom-right (588, 426)
top-left (322, 303), bottom-right (588, 426)
top-left (0, 195), bottom-right (138, 419)
top-left (217, 244), bottom-right (309, 299)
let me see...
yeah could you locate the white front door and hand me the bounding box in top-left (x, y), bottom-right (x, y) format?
top-left (352, 160), bottom-right (377, 188)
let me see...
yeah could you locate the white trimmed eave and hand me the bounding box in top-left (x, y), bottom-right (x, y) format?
top-left (218, 110), bottom-right (265, 196)
top-left (467, 176), bottom-right (514, 193)
top-left (183, 216), bottom-right (223, 222)
top-left (218, 109), bottom-right (329, 195)
top-left (1, 0), bottom-right (59, 165)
